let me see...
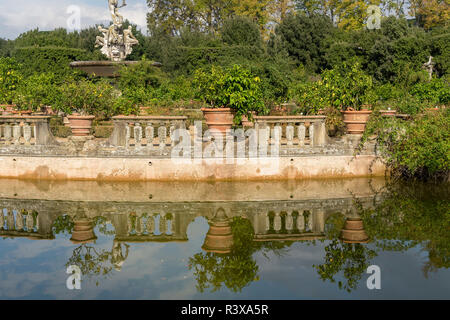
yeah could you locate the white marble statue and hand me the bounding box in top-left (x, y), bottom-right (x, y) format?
top-left (96, 0), bottom-right (139, 62)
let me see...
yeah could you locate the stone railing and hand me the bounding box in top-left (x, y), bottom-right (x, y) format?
top-left (252, 116), bottom-right (327, 147)
top-left (109, 116), bottom-right (188, 148)
top-left (0, 116), bottom-right (57, 146)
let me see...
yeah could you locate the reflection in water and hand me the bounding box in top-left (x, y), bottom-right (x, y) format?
top-left (0, 178), bottom-right (448, 298)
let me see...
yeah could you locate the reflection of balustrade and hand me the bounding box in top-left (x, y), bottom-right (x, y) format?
top-left (109, 116), bottom-right (188, 149)
top-left (252, 116), bottom-right (327, 147)
top-left (0, 116), bottom-right (57, 146)
top-left (0, 209), bottom-right (39, 234)
top-left (127, 212), bottom-right (174, 237)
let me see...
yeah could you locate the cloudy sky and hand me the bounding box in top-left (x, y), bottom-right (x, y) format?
top-left (0, 0), bottom-right (149, 40)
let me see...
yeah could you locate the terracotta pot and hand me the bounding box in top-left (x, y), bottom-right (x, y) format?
top-left (70, 218), bottom-right (97, 244)
top-left (340, 218), bottom-right (369, 244)
top-left (0, 104), bottom-right (15, 115)
top-left (202, 209), bottom-right (233, 254)
top-left (342, 109), bottom-right (372, 134)
top-left (380, 109), bottom-right (397, 116)
top-left (41, 106), bottom-right (55, 115)
top-left (139, 106), bottom-right (151, 116)
top-left (241, 112), bottom-right (256, 127)
top-left (67, 115), bottom-right (95, 136)
top-left (201, 108), bottom-right (235, 136)
top-left (12, 110), bottom-right (32, 116)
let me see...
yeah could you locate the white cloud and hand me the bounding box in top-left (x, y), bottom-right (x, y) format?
top-left (0, 0), bottom-right (148, 39)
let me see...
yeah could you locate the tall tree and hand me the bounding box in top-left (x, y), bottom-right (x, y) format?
top-left (409, 0), bottom-right (450, 29)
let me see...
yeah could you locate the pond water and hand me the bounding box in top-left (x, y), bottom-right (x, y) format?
top-left (0, 178), bottom-right (448, 300)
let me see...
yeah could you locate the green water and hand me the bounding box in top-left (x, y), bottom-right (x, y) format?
top-left (0, 178), bottom-right (448, 299)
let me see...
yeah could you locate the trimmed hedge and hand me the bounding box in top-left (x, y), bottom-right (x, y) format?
top-left (12, 46), bottom-right (98, 79)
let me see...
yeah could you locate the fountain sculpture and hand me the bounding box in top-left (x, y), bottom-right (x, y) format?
top-left (70, 0), bottom-right (160, 77)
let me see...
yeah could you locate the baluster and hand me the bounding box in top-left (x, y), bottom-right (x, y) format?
top-left (265, 213), bottom-right (270, 231)
top-left (35, 212), bottom-right (39, 231)
top-left (145, 123), bottom-right (154, 148)
top-left (168, 214), bottom-right (174, 235)
top-left (140, 214), bottom-right (146, 234)
top-left (297, 212), bottom-right (305, 231)
top-left (298, 123), bottom-right (306, 146)
top-left (134, 123), bottom-right (142, 148)
top-left (23, 123), bottom-right (32, 145)
top-left (274, 212), bottom-right (281, 232)
top-left (0, 210), bottom-right (4, 229)
top-left (16, 210), bottom-right (24, 231)
top-left (127, 213), bottom-right (133, 234)
top-left (4, 124), bottom-right (12, 143)
top-left (146, 214), bottom-right (155, 235)
top-left (309, 123), bottom-right (315, 147)
top-left (159, 213), bottom-right (166, 234)
top-left (169, 122), bottom-right (176, 141)
top-left (125, 122), bottom-right (131, 148)
top-left (286, 124), bottom-right (294, 146)
top-left (271, 125), bottom-right (281, 157)
top-left (135, 214), bottom-right (142, 235)
top-left (13, 123), bottom-right (21, 145)
top-left (286, 212), bottom-right (293, 231)
top-left (26, 212), bottom-right (34, 231)
top-left (258, 123), bottom-right (269, 157)
top-left (158, 124), bottom-right (167, 149)
top-left (307, 212), bottom-right (313, 231)
top-left (5, 210), bottom-right (13, 230)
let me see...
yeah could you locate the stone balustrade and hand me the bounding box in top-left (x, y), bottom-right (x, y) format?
top-left (0, 116), bottom-right (57, 146)
top-left (109, 116), bottom-right (188, 148)
top-left (252, 116), bottom-right (327, 147)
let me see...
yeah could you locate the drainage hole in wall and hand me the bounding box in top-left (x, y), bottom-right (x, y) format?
top-left (148, 162), bottom-right (152, 166)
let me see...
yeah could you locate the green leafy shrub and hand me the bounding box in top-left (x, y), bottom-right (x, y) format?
top-left (0, 57), bottom-right (22, 104)
top-left (13, 73), bottom-right (60, 111)
top-left (363, 109), bottom-right (450, 181)
top-left (194, 64), bottom-right (267, 124)
top-left (410, 77), bottom-right (450, 106)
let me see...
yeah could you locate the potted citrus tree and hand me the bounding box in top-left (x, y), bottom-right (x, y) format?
top-left (13, 73), bottom-right (59, 115)
top-left (0, 57), bottom-right (21, 115)
top-left (322, 62), bottom-right (375, 134)
top-left (56, 79), bottom-right (116, 136)
top-left (194, 65), bottom-right (266, 135)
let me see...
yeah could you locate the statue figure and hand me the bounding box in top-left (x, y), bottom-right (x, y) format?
top-left (423, 56), bottom-right (434, 81)
top-left (124, 26), bottom-right (139, 56)
top-left (97, 0), bottom-right (138, 62)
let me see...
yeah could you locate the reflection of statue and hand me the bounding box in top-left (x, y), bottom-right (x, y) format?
top-left (111, 240), bottom-right (130, 271)
top-left (97, 0), bottom-right (138, 62)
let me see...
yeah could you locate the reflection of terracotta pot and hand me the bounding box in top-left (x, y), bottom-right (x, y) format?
top-left (70, 219), bottom-right (97, 244)
top-left (342, 109), bottom-right (372, 134)
top-left (202, 209), bottom-right (233, 254)
top-left (201, 108), bottom-right (235, 136)
top-left (67, 115), bottom-right (95, 136)
top-left (340, 218), bottom-right (369, 244)
top-left (0, 104), bottom-right (15, 115)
